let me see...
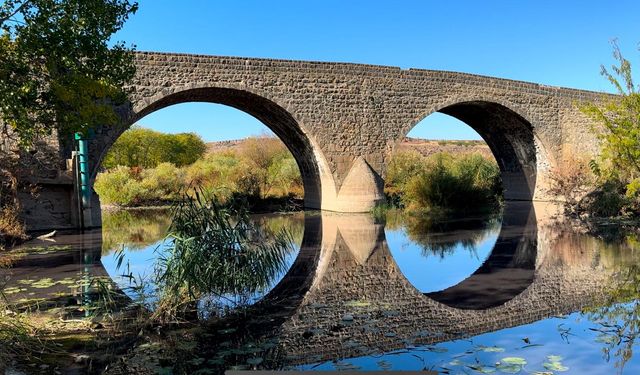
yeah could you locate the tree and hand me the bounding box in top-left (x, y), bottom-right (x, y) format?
top-left (0, 0), bottom-right (139, 146)
top-left (102, 126), bottom-right (207, 169)
top-left (581, 41), bottom-right (640, 198)
top-left (165, 132), bottom-right (208, 166)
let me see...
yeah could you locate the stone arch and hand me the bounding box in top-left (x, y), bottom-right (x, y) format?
top-left (425, 201), bottom-right (538, 310)
top-left (91, 85), bottom-right (337, 211)
top-left (399, 98), bottom-right (555, 201)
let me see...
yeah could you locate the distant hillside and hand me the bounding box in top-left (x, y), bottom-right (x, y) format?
top-left (206, 139), bottom-right (244, 154)
top-left (206, 137), bottom-right (493, 160)
top-left (398, 137), bottom-right (493, 159)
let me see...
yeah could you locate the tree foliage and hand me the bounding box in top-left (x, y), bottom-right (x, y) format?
top-left (582, 41), bottom-right (640, 200)
top-left (95, 135), bottom-right (304, 206)
top-left (102, 126), bottom-right (207, 169)
top-left (0, 0), bottom-right (138, 145)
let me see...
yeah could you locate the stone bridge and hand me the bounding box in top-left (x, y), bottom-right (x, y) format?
top-left (12, 52), bottom-right (607, 230)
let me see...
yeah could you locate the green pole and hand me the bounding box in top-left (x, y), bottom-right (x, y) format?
top-left (74, 132), bottom-right (91, 208)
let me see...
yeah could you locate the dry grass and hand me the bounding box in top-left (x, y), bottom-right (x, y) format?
top-left (0, 205), bottom-right (27, 249)
top-left (547, 156), bottom-right (595, 209)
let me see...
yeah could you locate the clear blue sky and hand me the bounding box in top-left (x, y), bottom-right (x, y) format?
top-left (114, 1), bottom-right (640, 141)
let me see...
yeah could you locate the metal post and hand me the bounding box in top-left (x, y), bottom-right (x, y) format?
top-left (74, 131), bottom-right (95, 229)
top-left (75, 132), bottom-right (91, 208)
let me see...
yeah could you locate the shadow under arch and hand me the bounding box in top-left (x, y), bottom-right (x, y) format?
top-left (425, 201), bottom-right (538, 309)
top-left (402, 99), bottom-right (549, 201)
top-left (92, 86), bottom-right (332, 211)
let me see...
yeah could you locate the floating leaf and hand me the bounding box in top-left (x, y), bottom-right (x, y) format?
top-left (546, 355), bottom-right (563, 362)
top-left (543, 361), bottom-right (569, 372)
top-left (467, 365), bottom-right (496, 373)
top-left (496, 363), bottom-right (522, 374)
top-left (500, 357), bottom-right (527, 365)
top-left (478, 345), bottom-right (505, 353)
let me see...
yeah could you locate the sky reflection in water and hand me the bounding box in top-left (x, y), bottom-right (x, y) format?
top-left (4, 203), bottom-right (640, 373)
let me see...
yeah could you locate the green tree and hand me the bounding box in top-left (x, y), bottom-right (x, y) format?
top-left (0, 0), bottom-right (138, 146)
top-left (164, 132), bottom-right (208, 166)
top-left (102, 126), bottom-right (206, 169)
top-left (582, 41), bottom-right (640, 199)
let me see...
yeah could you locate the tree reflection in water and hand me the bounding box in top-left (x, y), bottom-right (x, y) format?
top-left (101, 208), bottom-right (172, 255)
top-left (382, 208), bottom-right (501, 258)
top-left (581, 232), bottom-right (640, 372)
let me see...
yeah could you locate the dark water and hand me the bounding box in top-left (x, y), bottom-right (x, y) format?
top-left (3, 202), bottom-right (640, 373)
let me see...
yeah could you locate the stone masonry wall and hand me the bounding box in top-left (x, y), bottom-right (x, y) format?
top-left (7, 51), bottom-right (611, 229)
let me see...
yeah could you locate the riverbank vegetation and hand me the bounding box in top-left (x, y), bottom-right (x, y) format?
top-left (0, 160), bottom-right (27, 250)
top-left (384, 149), bottom-right (502, 213)
top-left (550, 42), bottom-right (640, 221)
top-left (152, 192), bottom-right (295, 321)
top-left (95, 132), bottom-right (304, 208)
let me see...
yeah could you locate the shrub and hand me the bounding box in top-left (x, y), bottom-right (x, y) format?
top-left (403, 152), bottom-right (501, 212)
top-left (96, 135), bottom-right (305, 207)
top-left (95, 166), bottom-right (150, 206)
top-left (141, 162), bottom-right (183, 201)
top-left (103, 126), bottom-right (206, 169)
top-left (385, 150), bottom-right (426, 206)
top-left (578, 179), bottom-right (629, 218)
top-left (0, 206), bottom-right (27, 249)
top-left (548, 156), bottom-right (595, 209)
top-left (267, 154), bottom-right (303, 197)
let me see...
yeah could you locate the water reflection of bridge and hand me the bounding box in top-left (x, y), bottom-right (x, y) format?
top-left (0, 202), bottom-right (619, 367)
top-left (261, 202), bottom-right (614, 366)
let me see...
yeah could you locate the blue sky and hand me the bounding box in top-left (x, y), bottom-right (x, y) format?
top-left (114, 1), bottom-right (640, 141)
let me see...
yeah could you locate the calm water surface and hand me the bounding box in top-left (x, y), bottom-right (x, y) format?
top-left (3, 202), bottom-right (640, 373)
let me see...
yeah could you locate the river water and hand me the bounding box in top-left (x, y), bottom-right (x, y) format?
top-left (2, 202), bottom-right (640, 373)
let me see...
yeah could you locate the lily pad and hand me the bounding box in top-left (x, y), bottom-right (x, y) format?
top-left (500, 357), bottom-right (527, 365)
top-left (496, 363), bottom-right (523, 374)
top-left (467, 365), bottom-right (496, 373)
top-left (543, 361), bottom-right (569, 372)
top-left (478, 345), bottom-right (505, 353)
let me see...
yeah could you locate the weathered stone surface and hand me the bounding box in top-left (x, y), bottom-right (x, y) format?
top-left (6, 52), bottom-right (610, 230)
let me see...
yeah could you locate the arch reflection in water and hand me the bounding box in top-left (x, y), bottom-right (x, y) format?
top-left (424, 202), bottom-right (538, 309)
top-left (6, 205), bottom-right (640, 372)
top-left (266, 208), bottom-right (626, 369)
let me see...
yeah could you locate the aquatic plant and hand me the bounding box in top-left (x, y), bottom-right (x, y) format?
top-left (153, 190), bottom-right (295, 321)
